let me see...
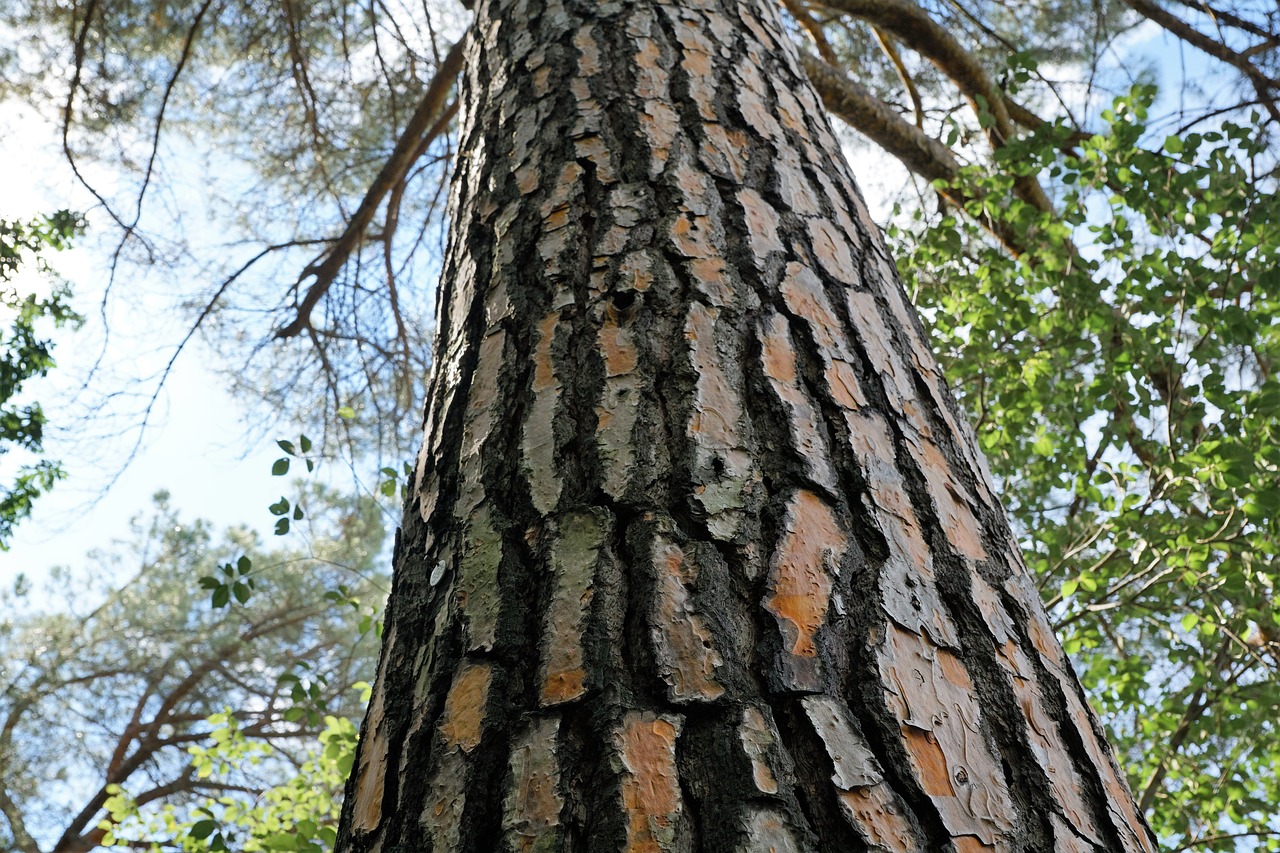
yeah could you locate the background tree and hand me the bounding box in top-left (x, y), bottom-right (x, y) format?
top-left (0, 486), bottom-right (385, 852)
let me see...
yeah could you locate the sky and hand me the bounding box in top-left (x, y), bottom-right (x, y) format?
top-left (0, 101), bottom-right (305, 585)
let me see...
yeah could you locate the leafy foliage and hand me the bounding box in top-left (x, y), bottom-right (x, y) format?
top-left (0, 211), bottom-right (83, 549)
top-left (0, 489), bottom-right (384, 851)
top-left (893, 86), bottom-right (1280, 850)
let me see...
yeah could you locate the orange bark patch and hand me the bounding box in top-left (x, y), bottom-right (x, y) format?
top-left (838, 790), bottom-right (922, 851)
top-left (903, 728), bottom-right (955, 797)
top-left (541, 669), bottom-right (586, 706)
top-left (761, 315), bottom-right (798, 384)
top-left (350, 647), bottom-right (392, 832)
top-left (764, 491), bottom-right (845, 679)
top-left (616, 712), bottom-right (685, 853)
top-left (601, 310), bottom-right (639, 377)
top-left (439, 661), bottom-right (493, 753)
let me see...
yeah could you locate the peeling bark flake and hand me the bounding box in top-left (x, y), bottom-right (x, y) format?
top-left (878, 625), bottom-right (1013, 845)
top-left (523, 311), bottom-right (565, 515)
top-left (649, 534), bottom-right (725, 702)
top-left (615, 711), bottom-right (686, 853)
top-left (994, 640), bottom-right (1102, 845)
top-left (1014, 575), bottom-right (1155, 851)
top-left (669, 16), bottom-right (717, 120)
top-left (739, 810), bottom-right (802, 853)
top-left (807, 218), bottom-right (857, 285)
top-left (759, 311), bottom-right (837, 490)
top-left (457, 329), bottom-right (507, 520)
top-left (844, 410), bottom-right (960, 647)
top-left (503, 715), bottom-right (565, 852)
top-left (763, 490), bottom-right (845, 690)
top-left (738, 705), bottom-right (781, 795)
top-left (632, 21), bottom-right (678, 177)
top-left (597, 304), bottom-right (644, 498)
top-left (779, 263), bottom-right (868, 411)
top-left (686, 302), bottom-right (758, 540)
top-left (458, 504), bottom-right (503, 652)
top-left (802, 695), bottom-right (923, 851)
top-left (540, 509), bottom-right (611, 705)
top-left (350, 629), bottom-right (393, 833)
top-left (739, 187), bottom-right (785, 266)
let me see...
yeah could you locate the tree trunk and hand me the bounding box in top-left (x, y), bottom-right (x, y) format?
top-left (335, 1), bottom-right (1157, 851)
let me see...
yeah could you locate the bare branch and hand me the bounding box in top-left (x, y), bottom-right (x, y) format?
top-left (275, 37), bottom-right (466, 340)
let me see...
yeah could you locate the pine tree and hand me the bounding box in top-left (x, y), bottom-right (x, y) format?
top-left (335, 1), bottom-right (1156, 850)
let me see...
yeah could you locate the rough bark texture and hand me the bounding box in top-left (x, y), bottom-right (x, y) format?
top-left (334, 1), bottom-right (1157, 851)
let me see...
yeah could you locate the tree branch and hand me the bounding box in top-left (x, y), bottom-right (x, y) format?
top-left (275, 37), bottom-right (465, 340)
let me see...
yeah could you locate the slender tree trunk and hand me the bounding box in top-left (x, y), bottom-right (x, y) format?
top-left (335, 1), bottom-right (1157, 850)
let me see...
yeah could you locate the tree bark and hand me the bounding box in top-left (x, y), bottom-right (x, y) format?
top-left (334, 1), bottom-right (1157, 851)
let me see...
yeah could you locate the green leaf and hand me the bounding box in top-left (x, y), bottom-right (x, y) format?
top-left (275, 518), bottom-right (290, 536)
top-left (337, 406), bottom-right (356, 419)
top-left (269, 497), bottom-right (290, 516)
top-left (276, 439), bottom-right (296, 455)
top-left (1181, 613), bottom-right (1200, 632)
top-left (233, 581), bottom-right (251, 604)
top-left (272, 458), bottom-right (290, 476)
top-left (299, 434), bottom-right (312, 453)
top-left (263, 834), bottom-right (300, 850)
top-left (211, 586), bottom-right (230, 608)
top-left (190, 820), bottom-right (216, 840)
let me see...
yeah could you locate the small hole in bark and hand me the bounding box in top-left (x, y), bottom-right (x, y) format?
top-left (711, 456), bottom-right (726, 476)
top-left (612, 290), bottom-right (637, 310)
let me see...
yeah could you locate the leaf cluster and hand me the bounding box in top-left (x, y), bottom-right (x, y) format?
top-left (893, 87), bottom-right (1280, 850)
